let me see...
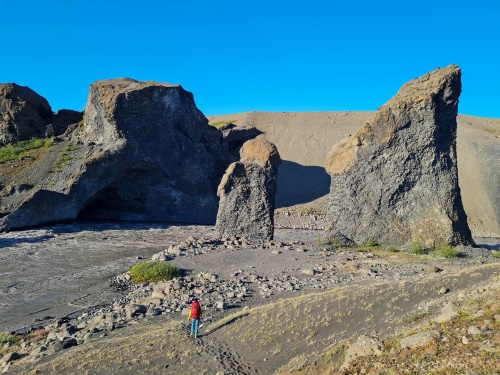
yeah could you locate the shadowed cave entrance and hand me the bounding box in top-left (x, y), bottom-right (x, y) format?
top-left (77, 164), bottom-right (217, 224)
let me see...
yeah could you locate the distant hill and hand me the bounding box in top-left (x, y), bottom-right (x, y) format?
top-left (208, 111), bottom-right (500, 238)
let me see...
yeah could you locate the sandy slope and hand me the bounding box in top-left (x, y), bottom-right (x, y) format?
top-left (208, 111), bottom-right (500, 237)
top-left (16, 261), bottom-right (500, 375)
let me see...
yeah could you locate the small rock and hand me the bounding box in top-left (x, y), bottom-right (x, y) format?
top-left (301, 269), bottom-right (315, 276)
top-left (433, 302), bottom-right (458, 323)
top-left (479, 341), bottom-right (493, 351)
top-left (438, 287), bottom-right (449, 294)
top-left (341, 335), bottom-right (382, 370)
top-left (462, 336), bottom-right (469, 344)
top-left (126, 303), bottom-right (147, 318)
top-left (467, 326), bottom-right (482, 336)
top-left (400, 331), bottom-right (440, 349)
top-left (216, 301), bottom-right (227, 310)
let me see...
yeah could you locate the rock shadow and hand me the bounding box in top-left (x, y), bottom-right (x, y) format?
top-left (275, 160), bottom-right (330, 207)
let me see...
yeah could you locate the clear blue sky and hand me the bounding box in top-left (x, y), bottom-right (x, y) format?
top-left (1, 0), bottom-right (499, 118)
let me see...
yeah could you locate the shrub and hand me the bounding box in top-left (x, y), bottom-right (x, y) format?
top-left (363, 239), bottom-right (379, 247)
top-left (0, 333), bottom-right (20, 346)
top-left (433, 243), bottom-right (459, 258)
top-left (129, 261), bottom-right (179, 283)
top-left (491, 251), bottom-right (500, 259)
top-left (386, 245), bottom-right (399, 253)
top-left (410, 242), bottom-right (426, 255)
top-left (316, 235), bottom-right (341, 247)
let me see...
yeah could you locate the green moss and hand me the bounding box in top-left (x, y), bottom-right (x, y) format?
top-left (129, 261), bottom-right (179, 283)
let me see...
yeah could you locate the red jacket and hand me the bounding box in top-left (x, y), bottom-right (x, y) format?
top-left (188, 301), bottom-right (202, 320)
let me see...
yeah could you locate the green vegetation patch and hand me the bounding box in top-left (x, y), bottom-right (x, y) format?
top-left (129, 261), bottom-right (179, 283)
top-left (0, 138), bottom-right (52, 164)
top-left (400, 311), bottom-right (428, 323)
top-left (0, 333), bottom-right (20, 346)
top-left (432, 243), bottom-right (459, 258)
top-left (410, 242), bottom-right (427, 255)
top-left (386, 245), bottom-right (400, 253)
top-left (209, 119), bottom-right (236, 128)
top-left (52, 143), bottom-right (80, 172)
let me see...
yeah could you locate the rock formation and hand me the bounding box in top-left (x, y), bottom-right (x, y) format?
top-left (218, 123), bottom-right (262, 160)
top-left (325, 65), bottom-right (474, 246)
top-left (0, 79), bottom-right (229, 230)
top-left (0, 83), bottom-right (81, 145)
top-left (215, 137), bottom-right (281, 240)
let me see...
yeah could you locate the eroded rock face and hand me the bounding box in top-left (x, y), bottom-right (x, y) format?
top-left (0, 79), bottom-right (229, 230)
top-left (215, 138), bottom-right (281, 240)
top-left (325, 65), bottom-right (474, 246)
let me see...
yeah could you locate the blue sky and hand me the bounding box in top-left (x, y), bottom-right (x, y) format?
top-left (1, 0), bottom-right (499, 117)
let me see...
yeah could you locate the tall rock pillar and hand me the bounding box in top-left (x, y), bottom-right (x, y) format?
top-left (325, 65), bottom-right (474, 246)
top-left (216, 138), bottom-right (281, 240)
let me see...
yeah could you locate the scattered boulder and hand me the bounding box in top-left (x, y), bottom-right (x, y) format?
top-left (433, 301), bottom-right (459, 323)
top-left (340, 335), bottom-right (383, 370)
top-left (325, 65), bottom-right (475, 246)
top-left (215, 138), bottom-right (281, 240)
top-left (126, 303), bottom-right (147, 318)
top-left (400, 330), bottom-right (440, 349)
top-left (0, 79), bottom-right (230, 230)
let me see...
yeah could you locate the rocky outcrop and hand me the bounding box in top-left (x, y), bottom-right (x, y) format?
top-left (0, 79), bottom-right (229, 230)
top-left (0, 83), bottom-right (53, 145)
top-left (0, 83), bottom-right (81, 145)
top-left (325, 65), bottom-right (474, 246)
top-left (215, 138), bottom-right (281, 240)
top-left (218, 123), bottom-right (262, 160)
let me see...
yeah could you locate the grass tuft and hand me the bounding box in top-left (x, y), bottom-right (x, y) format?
top-left (129, 261), bottom-right (179, 283)
top-left (386, 245), bottom-right (400, 253)
top-left (363, 239), bottom-right (379, 247)
top-left (410, 242), bottom-right (426, 255)
top-left (433, 243), bottom-right (459, 258)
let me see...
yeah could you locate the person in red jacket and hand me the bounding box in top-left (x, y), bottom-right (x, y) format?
top-left (188, 298), bottom-right (202, 338)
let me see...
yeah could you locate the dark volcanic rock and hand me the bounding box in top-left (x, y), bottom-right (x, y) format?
top-left (215, 138), bottom-right (281, 240)
top-left (219, 123), bottom-right (263, 160)
top-left (0, 83), bottom-right (54, 145)
top-left (325, 65), bottom-right (474, 246)
top-left (0, 79), bottom-right (230, 230)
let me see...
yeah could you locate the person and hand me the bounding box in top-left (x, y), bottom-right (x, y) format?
top-left (188, 298), bottom-right (202, 338)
